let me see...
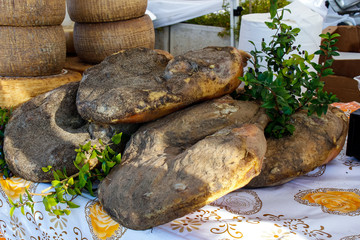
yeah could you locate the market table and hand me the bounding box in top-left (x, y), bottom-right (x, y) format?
top-left (0, 102), bottom-right (359, 240)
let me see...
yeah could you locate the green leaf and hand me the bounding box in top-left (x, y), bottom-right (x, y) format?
top-left (111, 133), bottom-right (122, 145)
top-left (47, 196), bottom-right (58, 207)
top-left (276, 48), bottom-right (284, 58)
top-left (73, 161), bottom-right (81, 171)
top-left (106, 161), bottom-right (116, 168)
top-left (102, 162), bottom-right (107, 173)
top-left (51, 180), bottom-right (61, 188)
top-left (42, 166), bottom-right (52, 173)
top-left (53, 209), bottom-right (64, 216)
top-left (81, 163), bottom-right (90, 173)
top-left (25, 188), bottom-right (33, 202)
top-left (314, 50), bottom-right (325, 56)
top-left (68, 177), bottom-right (74, 185)
top-left (82, 141), bottom-right (92, 152)
top-left (86, 181), bottom-right (95, 196)
top-left (67, 201), bottom-right (80, 209)
top-left (21, 206), bottom-right (25, 215)
top-left (291, 28), bottom-right (300, 34)
top-left (322, 68), bottom-right (334, 77)
top-left (107, 146), bottom-right (116, 155)
top-left (57, 190), bottom-right (64, 202)
top-left (319, 33), bottom-right (328, 39)
top-left (330, 33), bottom-right (341, 39)
top-left (282, 106), bottom-right (292, 115)
top-left (53, 172), bottom-right (60, 181)
top-left (63, 209), bottom-right (71, 215)
top-left (115, 153), bottom-right (122, 164)
top-left (67, 188), bottom-right (77, 196)
top-left (43, 197), bottom-right (51, 212)
top-left (78, 173), bottom-right (87, 189)
top-left (90, 150), bottom-right (97, 160)
top-left (75, 153), bottom-right (85, 165)
top-left (55, 170), bottom-right (65, 180)
top-left (324, 59), bottom-right (334, 68)
top-left (270, 0), bottom-right (278, 19)
top-left (75, 187), bottom-right (82, 195)
top-left (261, 101), bottom-right (276, 109)
top-left (8, 196), bottom-right (15, 206)
top-left (265, 21), bottom-right (275, 29)
top-left (30, 205), bottom-right (34, 214)
top-left (285, 124), bottom-right (295, 134)
top-left (10, 206), bottom-right (15, 217)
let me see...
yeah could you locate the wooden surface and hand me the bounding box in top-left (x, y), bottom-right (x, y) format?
top-left (0, 69), bottom-right (82, 108)
top-left (64, 56), bottom-right (94, 74)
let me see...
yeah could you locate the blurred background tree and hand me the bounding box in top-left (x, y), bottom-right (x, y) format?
top-left (186, 0), bottom-right (290, 39)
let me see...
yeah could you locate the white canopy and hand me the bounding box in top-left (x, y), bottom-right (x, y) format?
top-left (147, 0), bottom-right (224, 28)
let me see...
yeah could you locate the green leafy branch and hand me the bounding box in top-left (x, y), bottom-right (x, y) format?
top-left (0, 107), bottom-right (12, 179)
top-left (234, 0), bottom-right (339, 138)
top-left (9, 132), bottom-right (123, 217)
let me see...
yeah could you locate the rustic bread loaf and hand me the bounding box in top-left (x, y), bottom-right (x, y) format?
top-left (98, 96), bottom-right (268, 230)
top-left (76, 46), bottom-right (247, 123)
top-left (4, 82), bottom-right (139, 182)
top-left (246, 106), bottom-right (349, 188)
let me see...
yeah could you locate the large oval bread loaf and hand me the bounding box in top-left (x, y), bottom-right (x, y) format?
top-left (98, 96), bottom-right (268, 229)
top-left (73, 15), bottom-right (155, 64)
top-left (246, 106), bottom-right (349, 188)
top-left (76, 46), bottom-right (247, 123)
top-left (0, 25), bottom-right (66, 77)
top-left (66, 0), bottom-right (147, 23)
top-left (0, 0), bottom-right (65, 26)
top-left (4, 82), bottom-right (140, 183)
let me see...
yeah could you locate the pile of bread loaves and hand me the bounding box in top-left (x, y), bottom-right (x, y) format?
top-left (0, 0), bottom-right (82, 108)
top-left (4, 47), bottom-right (348, 230)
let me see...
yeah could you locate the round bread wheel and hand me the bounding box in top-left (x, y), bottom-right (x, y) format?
top-left (66, 0), bottom-right (147, 23)
top-left (64, 56), bottom-right (94, 74)
top-left (0, 0), bottom-right (65, 26)
top-left (0, 69), bottom-right (82, 108)
top-left (0, 25), bottom-right (66, 77)
top-left (74, 15), bottom-right (155, 64)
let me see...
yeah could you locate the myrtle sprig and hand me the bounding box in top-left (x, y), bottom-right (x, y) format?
top-left (235, 0), bottom-right (339, 138)
top-left (9, 132), bottom-right (123, 217)
top-left (0, 107), bottom-right (12, 178)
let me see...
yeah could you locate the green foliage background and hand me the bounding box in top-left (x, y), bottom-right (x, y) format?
top-left (186, 0), bottom-right (290, 38)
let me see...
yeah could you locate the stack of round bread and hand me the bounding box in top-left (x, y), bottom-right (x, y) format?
top-left (67, 0), bottom-right (155, 64)
top-left (0, 0), bottom-right (82, 108)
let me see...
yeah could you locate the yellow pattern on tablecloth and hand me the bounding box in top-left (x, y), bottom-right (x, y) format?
top-left (89, 202), bottom-right (120, 239)
top-left (302, 191), bottom-right (360, 213)
top-left (0, 174), bottom-right (31, 201)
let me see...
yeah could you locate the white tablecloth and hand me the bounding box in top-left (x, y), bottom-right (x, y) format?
top-left (0, 103), bottom-right (359, 240)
